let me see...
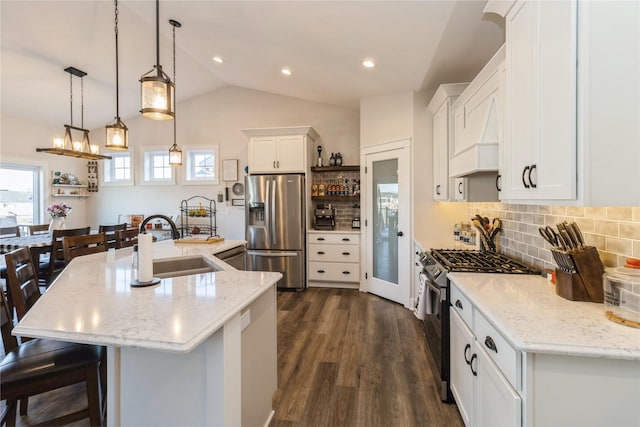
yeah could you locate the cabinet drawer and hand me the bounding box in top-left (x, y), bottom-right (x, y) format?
top-left (308, 233), bottom-right (359, 245)
top-left (451, 284), bottom-right (473, 328)
top-left (308, 244), bottom-right (359, 262)
top-left (308, 262), bottom-right (360, 283)
top-left (474, 310), bottom-right (520, 390)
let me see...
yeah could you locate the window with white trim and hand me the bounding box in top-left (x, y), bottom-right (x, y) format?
top-left (183, 145), bottom-right (218, 185)
top-left (143, 149), bottom-right (174, 184)
top-left (103, 152), bottom-right (133, 185)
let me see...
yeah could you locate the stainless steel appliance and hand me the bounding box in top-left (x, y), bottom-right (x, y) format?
top-left (245, 174), bottom-right (305, 290)
top-left (314, 205), bottom-right (335, 230)
top-left (419, 249), bottom-right (540, 402)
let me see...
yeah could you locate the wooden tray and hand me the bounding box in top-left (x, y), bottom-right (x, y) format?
top-left (174, 237), bottom-right (225, 245)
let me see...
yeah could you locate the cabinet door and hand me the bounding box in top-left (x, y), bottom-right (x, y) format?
top-left (450, 309), bottom-right (476, 427)
top-left (433, 101), bottom-right (450, 201)
top-left (249, 137), bottom-right (278, 173)
top-left (276, 135), bottom-right (305, 173)
top-left (476, 345), bottom-right (521, 427)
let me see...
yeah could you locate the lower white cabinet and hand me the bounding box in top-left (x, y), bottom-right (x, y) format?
top-left (307, 231), bottom-right (360, 288)
top-left (450, 287), bottom-right (521, 427)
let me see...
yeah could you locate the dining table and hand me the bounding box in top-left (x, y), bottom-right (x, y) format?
top-left (0, 234), bottom-right (53, 255)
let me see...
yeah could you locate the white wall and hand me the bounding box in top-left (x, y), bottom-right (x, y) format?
top-left (1, 86), bottom-right (359, 239)
top-left (359, 91), bottom-right (414, 147)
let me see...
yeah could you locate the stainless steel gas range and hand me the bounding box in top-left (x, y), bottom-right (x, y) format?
top-left (419, 249), bottom-right (540, 402)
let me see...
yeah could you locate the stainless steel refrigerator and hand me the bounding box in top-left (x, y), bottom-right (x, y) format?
top-left (245, 174), bottom-right (306, 290)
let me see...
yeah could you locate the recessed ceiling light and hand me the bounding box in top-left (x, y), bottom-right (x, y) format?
top-left (212, 56), bottom-right (224, 64)
top-left (281, 68), bottom-right (292, 76)
top-left (362, 59), bottom-right (375, 68)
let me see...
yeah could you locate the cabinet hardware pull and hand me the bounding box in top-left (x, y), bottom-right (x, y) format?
top-left (455, 300), bottom-right (463, 309)
top-left (485, 336), bottom-right (498, 353)
top-left (342, 271), bottom-right (350, 275)
top-left (458, 181), bottom-right (463, 194)
top-left (277, 161), bottom-right (280, 168)
top-left (317, 251), bottom-right (325, 255)
top-left (522, 166), bottom-right (531, 188)
top-left (464, 344), bottom-right (472, 364)
top-left (435, 184), bottom-right (441, 195)
top-left (317, 270), bottom-right (325, 273)
top-left (273, 161), bottom-right (276, 169)
top-left (528, 164), bottom-right (537, 188)
top-left (470, 353), bottom-right (478, 376)
top-left (496, 174), bottom-right (502, 192)
top-left (317, 237), bottom-right (325, 241)
top-left (342, 252), bottom-right (350, 256)
top-left (342, 238), bottom-right (350, 242)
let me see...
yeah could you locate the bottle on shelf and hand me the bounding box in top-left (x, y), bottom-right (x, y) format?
top-left (311, 177), bottom-right (318, 197)
top-left (329, 153), bottom-right (336, 166)
top-left (336, 153), bottom-right (343, 166)
top-left (318, 177), bottom-right (325, 197)
top-left (317, 145), bottom-right (323, 167)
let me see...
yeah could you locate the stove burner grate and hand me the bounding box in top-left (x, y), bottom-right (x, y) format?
top-left (429, 249), bottom-right (540, 274)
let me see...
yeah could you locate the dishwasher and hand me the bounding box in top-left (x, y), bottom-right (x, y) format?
top-left (216, 244), bottom-right (246, 270)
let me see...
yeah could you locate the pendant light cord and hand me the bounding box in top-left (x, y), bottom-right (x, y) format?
top-left (69, 72), bottom-right (73, 126)
top-left (80, 75), bottom-right (84, 128)
top-left (114, 0), bottom-right (120, 119)
top-left (172, 20), bottom-right (178, 145)
top-left (155, 0), bottom-right (160, 67)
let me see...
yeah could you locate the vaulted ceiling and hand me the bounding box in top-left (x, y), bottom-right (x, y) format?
top-left (1, 1), bottom-right (504, 130)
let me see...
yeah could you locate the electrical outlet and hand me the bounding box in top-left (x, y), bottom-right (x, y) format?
top-left (240, 309), bottom-right (251, 331)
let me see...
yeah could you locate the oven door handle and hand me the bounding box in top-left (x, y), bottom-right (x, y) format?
top-left (426, 280), bottom-right (446, 303)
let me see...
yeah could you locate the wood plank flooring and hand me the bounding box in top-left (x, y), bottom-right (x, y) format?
top-left (273, 288), bottom-right (463, 427)
top-left (1, 288), bottom-right (462, 426)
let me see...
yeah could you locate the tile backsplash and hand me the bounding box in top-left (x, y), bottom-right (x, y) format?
top-left (469, 203), bottom-right (640, 271)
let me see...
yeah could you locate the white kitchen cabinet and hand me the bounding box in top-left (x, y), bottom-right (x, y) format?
top-left (450, 309), bottom-right (476, 426)
top-left (243, 126), bottom-right (319, 174)
top-left (453, 174), bottom-right (498, 202)
top-left (307, 231), bottom-right (360, 288)
top-left (427, 84), bottom-right (468, 201)
top-left (502, 0), bottom-right (577, 201)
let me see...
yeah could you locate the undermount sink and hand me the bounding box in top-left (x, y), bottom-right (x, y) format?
top-left (153, 255), bottom-right (221, 279)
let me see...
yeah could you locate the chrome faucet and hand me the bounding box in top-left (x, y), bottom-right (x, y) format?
top-left (139, 215), bottom-right (181, 240)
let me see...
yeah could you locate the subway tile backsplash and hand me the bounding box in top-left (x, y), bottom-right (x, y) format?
top-left (468, 203), bottom-right (640, 271)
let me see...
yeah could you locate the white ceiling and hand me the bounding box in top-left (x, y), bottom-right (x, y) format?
top-left (1, 1), bottom-right (504, 130)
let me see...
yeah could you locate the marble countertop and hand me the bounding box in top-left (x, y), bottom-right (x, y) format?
top-left (307, 228), bottom-right (361, 234)
top-left (13, 240), bottom-right (282, 353)
top-left (448, 272), bottom-right (640, 360)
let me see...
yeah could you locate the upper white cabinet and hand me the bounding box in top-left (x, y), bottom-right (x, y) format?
top-left (243, 126), bottom-right (319, 174)
top-left (428, 84), bottom-right (468, 201)
top-left (503, 0), bottom-right (577, 200)
top-left (494, 0), bottom-right (640, 205)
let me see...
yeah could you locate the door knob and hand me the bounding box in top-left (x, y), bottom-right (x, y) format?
top-left (397, 231), bottom-right (404, 237)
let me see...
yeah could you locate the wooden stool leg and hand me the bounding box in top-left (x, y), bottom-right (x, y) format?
top-left (19, 397), bottom-right (28, 416)
top-left (86, 366), bottom-right (102, 426)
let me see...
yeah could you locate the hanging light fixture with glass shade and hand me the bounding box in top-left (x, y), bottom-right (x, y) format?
top-left (105, 0), bottom-right (128, 150)
top-left (36, 67), bottom-right (111, 161)
top-left (168, 18), bottom-right (182, 165)
top-left (140, 0), bottom-right (174, 120)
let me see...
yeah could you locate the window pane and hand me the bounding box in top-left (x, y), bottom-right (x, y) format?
top-left (186, 149), bottom-right (216, 182)
top-left (105, 153), bottom-right (132, 184)
top-left (0, 164), bottom-right (40, 225)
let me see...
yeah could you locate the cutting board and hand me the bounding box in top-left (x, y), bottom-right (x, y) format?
top-left (174, 236), bottom-right (225, 245)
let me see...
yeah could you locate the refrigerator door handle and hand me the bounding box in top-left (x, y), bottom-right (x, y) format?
top-left (247, 251), bottom-right (298, 257)
top-left (271, 179), bottom-right (278, 245)
top-left (264, 178), bottom-right (271, 246)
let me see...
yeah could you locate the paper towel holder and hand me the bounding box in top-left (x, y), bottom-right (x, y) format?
top-left (131, 278), bottom-right (161, 287)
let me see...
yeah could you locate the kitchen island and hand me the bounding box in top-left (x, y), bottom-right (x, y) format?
top-left (448, 272), bottom-right (640, 427)
top-left (13, 239), bottom-right (281, 427)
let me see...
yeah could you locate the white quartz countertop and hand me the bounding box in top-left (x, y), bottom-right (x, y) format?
top-left (448, 273), bottom-right (640, 360)
top-left (307, 228), bottom-right (361, 234)
top-left (13, 240), bottom-right (282, 353)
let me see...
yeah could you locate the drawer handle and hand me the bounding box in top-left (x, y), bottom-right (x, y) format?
top-left (470, 353), bottom-right (478, 376)
top-left (342, 271), bottom-right (350, 275)
top-left (485, 336), bottom-right (498, 353)
top-left (317, 251), bottom-right (325, 255)
top-left (455, 299), bottom-right (463, 310)
top-left (317, 237), bottom-right (325, 241)
top-left (317, 270), bottom-right (325, 274)
top-left (342, 252), bottom-right (350, 256)
top-left (464, 343), bottom-right (472, 365)
top-left (342, 238), bottom-right (351, 242)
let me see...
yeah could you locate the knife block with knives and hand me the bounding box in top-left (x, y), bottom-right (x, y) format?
top-left (540, 222), bottom-right (604, 303)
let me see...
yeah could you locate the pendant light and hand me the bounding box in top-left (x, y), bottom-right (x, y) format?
top-left (36, 67), bottom-right (111, 160)
top-left (168, 19), bottom-right (182, 165)
top-left (140, 0), bottom-right (174, 120)
top-left (105, 0), bottom-right (128, 150)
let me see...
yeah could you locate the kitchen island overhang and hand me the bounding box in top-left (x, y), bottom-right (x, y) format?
top-left (13, 239), bottom-right (281, 427)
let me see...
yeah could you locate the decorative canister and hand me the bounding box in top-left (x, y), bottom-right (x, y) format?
top-left (603, 258), bottom-right (640, 328)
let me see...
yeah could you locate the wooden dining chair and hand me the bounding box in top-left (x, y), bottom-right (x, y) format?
top-left (4, 248), bottom-right (41, 323)
top-left (115, 228), bottom-right (139, 249)
top-left (0, 285), bottom-right (105, 427)
top-left (62, 232), bottom-right (107, 263)
top-left (98, 223), bottom-right (127, 249)
top-left (0, 226), bottom-right (20, 238)
top-left (39, 227), bottom-right (90, 287)
top-left (28, 224), bottom-right (49, 236)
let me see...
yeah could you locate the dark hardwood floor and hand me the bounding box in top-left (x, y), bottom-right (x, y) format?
top-left (1, 288), bottom-right (462, 427)
top-left (273, 288), bottom-right (463, 427)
